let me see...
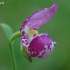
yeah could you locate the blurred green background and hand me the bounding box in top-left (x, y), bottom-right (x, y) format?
top-left (0, 0), bottom-right (70, 70)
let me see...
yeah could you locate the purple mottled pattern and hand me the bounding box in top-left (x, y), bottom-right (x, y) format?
top-left (21, 31), bottom-right (29, 47)
top-left (28, 34), bottom-right (54, 58)
top-left (20, 2), bottom-right (58, 32)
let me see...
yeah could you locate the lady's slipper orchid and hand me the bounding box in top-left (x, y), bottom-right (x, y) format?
top-left (20, 2), bottom-right (58, 59)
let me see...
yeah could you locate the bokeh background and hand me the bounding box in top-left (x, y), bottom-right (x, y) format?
top-left (0, 0), bottom-right (70, 70)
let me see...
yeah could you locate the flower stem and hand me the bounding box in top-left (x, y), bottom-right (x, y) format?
top-left (9, 31), bottom-right (21, 70)
top-left (9, 43), bottom-right (17, 70)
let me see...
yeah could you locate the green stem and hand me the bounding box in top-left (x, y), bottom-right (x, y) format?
top-left (10, 31), bottom-right (21, 44)
top-left (9, 43), bottom-right (17, 70)
top-left (9, 31), bottom-right (21, 70)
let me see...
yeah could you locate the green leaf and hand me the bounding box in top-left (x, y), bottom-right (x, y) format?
top-left (9, 31), bottom-right (21, 44)
top-left (20, 42), bottom-right (32, 63)
top-left (0, 23), bottom-right (13, 40)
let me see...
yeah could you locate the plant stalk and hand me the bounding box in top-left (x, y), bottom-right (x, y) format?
top-left (9, 43), bottom-right (17, 70)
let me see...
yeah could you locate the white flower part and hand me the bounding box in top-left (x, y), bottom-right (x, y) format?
top-left (50, 42), bottom-right (54, 50)
top-left (27, 36), bottom-right (34, 44)
top-left (53, 41), bottom-right (57, 45)
top-left (42, 45), bottom-right (48, 58)
top-left (24, 25), bottom-right (34, 43)
top-left (37, 49), bottom-right (45, 57)
top-left (24, 26), bottom-right (29, 36)
top-left (43, 42), bottom-right (54, 58)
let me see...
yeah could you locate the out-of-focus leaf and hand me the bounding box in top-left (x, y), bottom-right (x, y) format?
top-left (0, 23), bottom-right (13, 40)
top-left (20, 42), bottom-right (32, 63)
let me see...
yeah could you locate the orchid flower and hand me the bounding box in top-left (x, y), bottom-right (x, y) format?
top-left (20, 2), bottom-right (58, 59)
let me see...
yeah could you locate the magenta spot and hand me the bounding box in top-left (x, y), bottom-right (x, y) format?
top-left (22, 24), bottom-right (24, 27)
top-left (22, 31), bottom-right (25, 35)
top-left (20, 28), bottom-right (22, 31)
top-left (22, 40), bottom-right (25, 43)
top-left (25, 41), bottom-right (28, 45)
top-left (22, 39), bottom-right (28, 46)
top-left (21, 35), bottom-right (26, 39)
top-left (23, 36), bottom-right (26, 39)
top-left (25, 39), bottom-right (27, 42)
top-left (50, 48), bottom-right (51, 50)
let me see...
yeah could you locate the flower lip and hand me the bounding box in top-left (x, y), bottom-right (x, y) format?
top-left (28, 34), bottom-right (54, 58)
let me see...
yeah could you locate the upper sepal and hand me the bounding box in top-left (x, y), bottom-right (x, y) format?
top-left (20, 2), bottom-right (58, 32)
